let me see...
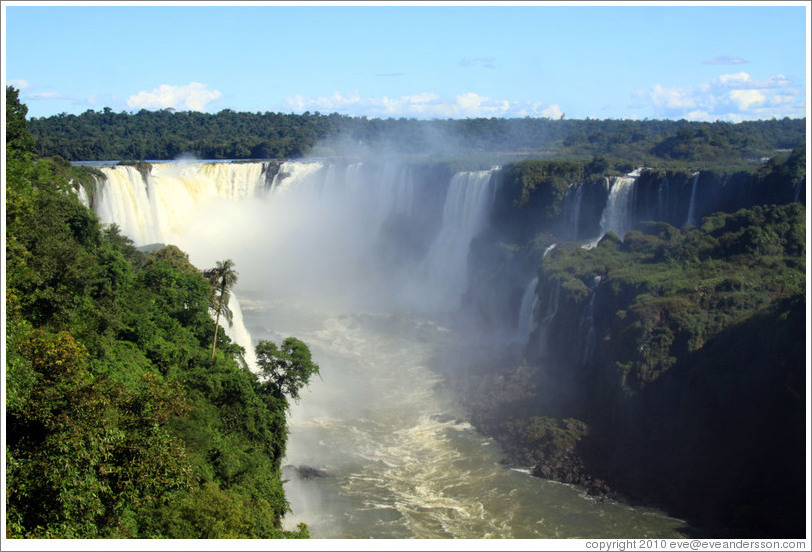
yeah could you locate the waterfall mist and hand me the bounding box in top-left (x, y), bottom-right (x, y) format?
top-left (87, 152), bottom-right (688, 539)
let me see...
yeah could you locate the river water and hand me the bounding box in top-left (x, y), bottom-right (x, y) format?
top-left (241, 298), bottom-right (689, 540)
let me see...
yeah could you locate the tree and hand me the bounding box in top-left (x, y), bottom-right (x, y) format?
top-left (6, 85), bottom-right (35, 156)
top-left (207, 259), bottom-right (239, 359)
top-left (256, 338), bottom-right (320, 404)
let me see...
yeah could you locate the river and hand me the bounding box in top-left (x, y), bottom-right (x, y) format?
top-left (241, 298), bottom-right (689, 540)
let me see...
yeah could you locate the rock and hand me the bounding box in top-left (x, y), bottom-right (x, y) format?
top-left (284, 465), bottom-right (328, 480)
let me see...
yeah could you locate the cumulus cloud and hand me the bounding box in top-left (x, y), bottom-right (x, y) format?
top-left (126, 82), bottom-right (222, 111)
top-left (283, 91), bottom-right (561, 119)
top-left (638, 71), bottom-right (804, 121)
top-left (729, 89), bottom-right (766, 111)
top-left (702, 54), bottom-right (748, 65)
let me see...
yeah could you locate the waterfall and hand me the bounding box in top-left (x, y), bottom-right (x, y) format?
top-left (517, 244), bottom-right (557, 337)
top-left (89, 158), bottom-right (499, 316)
top-left (684, 172), bottom-right (700, 227)
top-left (517, 277), bottom-right (539, 337)
top-left (222, 293), bottom-right (258, 373)
top-left (583, 171), bottom-right (638, 249)
top-left (600, 174), bottom-right (637, 238)
top-left (579, 275), bottom-right (602, 365)
top-left (657, 175), bottom-right (670, 221)
top-left (793, 177), bottom-right (804, 203)
top-left (72, 182), bottom-right (90, 208)
top-left (94, 161), bottom-right (272, 246)
top-left (566, 184), bottom-right (584, 239)
top-left (421, 168), bottom-right (498, 310)
top-left (534, 278), bottom-right (561, 358)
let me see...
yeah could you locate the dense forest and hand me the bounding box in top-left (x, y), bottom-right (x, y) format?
top-left (27, 104), bottom-right (805, 167)
top-left (6, 87), bottom-right (318, 538)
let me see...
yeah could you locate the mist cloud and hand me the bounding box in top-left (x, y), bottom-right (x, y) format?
top-left (127, 82), bottom-right (222, 111)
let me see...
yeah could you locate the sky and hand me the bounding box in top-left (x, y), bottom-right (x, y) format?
top-left (2, 1), bottom-right (809, 122)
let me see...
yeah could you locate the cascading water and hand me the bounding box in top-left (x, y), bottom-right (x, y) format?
top-left (684, 172), bottom-right (700, 227)
top-left (87, 158), bottom-right (686, 539)
top-left (566, 184), bottom-right (583, 240)
top-left (579, 275), bottom-right (602, 365)
top-left (582, 172), bottom-right (638, 249)
top-left (517, 277), bottom-right (539, 338)
top-left (421, 168), bottom-right (499, 311)
top-left (657, 175), bottom-right (670, 221)
top-left (517, 244), bottom-right (557, 338)
top-left (599, 173), bottom-right (638, 238)
top-left (533, 278), bottom-right (561, 359)
top-left (793, 177), bottom-right (804, 203)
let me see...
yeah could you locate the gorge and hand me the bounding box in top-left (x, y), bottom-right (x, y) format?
top-left (78, 151), bottom-right (806, 538)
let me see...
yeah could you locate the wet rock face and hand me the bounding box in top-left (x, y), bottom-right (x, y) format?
top-left (530, 449), bottom-right (612, 498)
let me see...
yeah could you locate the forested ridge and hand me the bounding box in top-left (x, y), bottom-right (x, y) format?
top-left (6, 87), bottom-right (317, 538)
top-left (456, 138), bottom-right (807, 537)
top-left (27, 104), bottom-right (805, 166)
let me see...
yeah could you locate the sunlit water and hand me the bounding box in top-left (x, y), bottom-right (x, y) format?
top-left (241, 298), bottom-right (689, 540)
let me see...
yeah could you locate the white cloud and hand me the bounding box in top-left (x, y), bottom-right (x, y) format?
top-left (126, 82), bottom-right (222, 111)
top-left (31, 90), bottom-right (65, 99)
top-left (540, 104), bottom-right (564, 119)
top-left (283, 91), bottom-right (561, 119)
top-left (729, 89), bottom-right (766, 111)
top-left (639, 71), bottom-right (804, 121)
top-left (649, 84), bottom-right (697, 110)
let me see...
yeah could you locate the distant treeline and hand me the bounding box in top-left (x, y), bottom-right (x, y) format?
top-left (27, 105), bottom-right (806, 165)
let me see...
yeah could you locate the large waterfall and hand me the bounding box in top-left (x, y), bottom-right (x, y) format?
top-left (421, 168), bottom-right (498, 310)
top-left (85, 158), bottom-right (686, 538)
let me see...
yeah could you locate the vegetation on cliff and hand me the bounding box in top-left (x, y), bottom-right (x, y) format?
top-left (6, 86), bottom-right (315, 538)
top-left (454, 198), bottom-right (806, 537)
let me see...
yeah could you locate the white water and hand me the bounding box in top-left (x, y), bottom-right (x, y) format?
top-left (599, 175), bottom-right (637, 238)
top-left (88, 159), bottom-right (688, 540)
top-left (567, 184), bottom-right (584, 239)
top-left (534, 278), bottom-right (561, 359)
top-left (684, 172), bottom-right (700, 227)
top-left (517, 277), bottom-right (539, 338)
top-left (421, 169), bottom-right (499, 310)
top-left (582, 173), bottom-right (638, 250)
top-left (517, 244), bottom-right (557, 338)
top-left (243, 300), bottom-right (686, 539)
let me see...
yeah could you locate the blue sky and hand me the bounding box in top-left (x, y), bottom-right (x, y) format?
top-left (3, 2), bottom-right (809, 121)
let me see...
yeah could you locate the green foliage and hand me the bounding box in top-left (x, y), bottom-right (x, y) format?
top-left (256, 338), bottom-right (321, 405)
top-left (6, 95), bottom-right (310, 538)
top-left (541, 203), bottom-right (806, 391)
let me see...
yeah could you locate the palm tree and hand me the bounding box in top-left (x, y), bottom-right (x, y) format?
top-left (207, 259), bottom-right (239, 359)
